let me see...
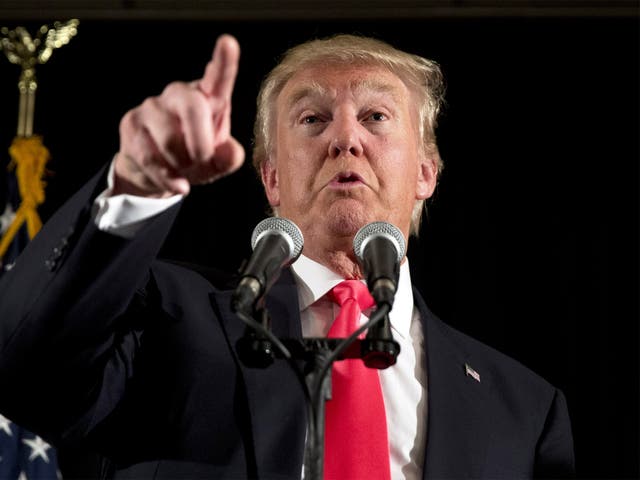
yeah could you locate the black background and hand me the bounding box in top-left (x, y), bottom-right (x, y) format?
top-left (0, 14), bottom-right (638, 479)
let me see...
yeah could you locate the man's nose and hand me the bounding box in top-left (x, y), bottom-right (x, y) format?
top-left (328, 116), bottom-right (364, 158)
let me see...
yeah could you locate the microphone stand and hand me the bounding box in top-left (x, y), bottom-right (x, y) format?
top-left (235, 303), bottom-right (400, 480)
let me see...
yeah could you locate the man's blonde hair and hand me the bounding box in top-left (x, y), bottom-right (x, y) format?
top-left (252, 34), bottom-right (445, 235)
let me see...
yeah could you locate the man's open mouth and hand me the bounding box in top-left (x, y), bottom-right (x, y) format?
top-left (330, 171), bottom-right (364, 186)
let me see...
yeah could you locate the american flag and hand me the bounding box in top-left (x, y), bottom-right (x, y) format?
top-left (0, 168), bottom-right (61, 479)
top-left (0, 414), bottom-right (61, 480)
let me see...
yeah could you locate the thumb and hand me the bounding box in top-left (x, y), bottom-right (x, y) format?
top-left (204, 136), bottom-right (245, 182)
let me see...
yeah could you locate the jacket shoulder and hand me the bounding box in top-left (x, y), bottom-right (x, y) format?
top-left (415, 289), bottom-right (558, 398)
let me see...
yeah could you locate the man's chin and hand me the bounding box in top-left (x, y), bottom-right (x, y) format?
top-left (324, 201), bottom-right (371, 237)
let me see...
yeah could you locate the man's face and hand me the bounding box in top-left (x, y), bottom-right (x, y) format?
top-left (261, 63), bottom-right (437, 255)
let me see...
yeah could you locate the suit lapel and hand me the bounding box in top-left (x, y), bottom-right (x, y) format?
top-left (415, 290), bottom-right (494, 479)
top-left (263, 268), bottom-right (304, 339)
top-left (209, 269), bottom-right (307, 477)
top-left (208, 268), bottom-right (302, 351)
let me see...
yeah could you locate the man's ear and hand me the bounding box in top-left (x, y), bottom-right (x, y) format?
top-left (416, 144), bottom-right (439, 200)
top-left (260, 157), bottom-right (280, 207)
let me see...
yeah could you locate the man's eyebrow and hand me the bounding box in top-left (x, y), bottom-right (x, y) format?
top-left (285, 82), bottom-right (328, 110)
top-left (351, 78), bottom-right (402, 102)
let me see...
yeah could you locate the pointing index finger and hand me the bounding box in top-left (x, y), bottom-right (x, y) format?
top-left (199, 34), bottom-right (240, 101)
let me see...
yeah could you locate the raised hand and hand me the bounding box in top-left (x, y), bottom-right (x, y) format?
top-left (114, 34), bottom-right (245, 198)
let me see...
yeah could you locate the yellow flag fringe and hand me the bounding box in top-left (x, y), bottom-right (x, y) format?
top-left (0, 136), bottom-right (50, 260)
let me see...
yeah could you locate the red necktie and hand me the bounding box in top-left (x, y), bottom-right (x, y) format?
top-left (324, 280), bottom-right (391, 480)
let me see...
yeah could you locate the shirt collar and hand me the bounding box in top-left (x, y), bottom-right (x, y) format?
top-left (290, 254), bottom-right (415, 340)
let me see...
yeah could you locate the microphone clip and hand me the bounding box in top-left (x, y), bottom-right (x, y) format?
top-left (361, 313), bottom-right (400, 369)
top-left (236, 308), bottom-right (276, 368)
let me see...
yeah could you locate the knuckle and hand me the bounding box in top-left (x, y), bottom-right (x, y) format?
top-left (161, 81), bottom-right (190, 99)
top-left (119, 109), bottom-right (137, 134)
top-left (141, 96), bottom-right (161, 112)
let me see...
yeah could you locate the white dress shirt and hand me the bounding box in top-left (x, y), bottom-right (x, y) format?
top-left (92, 164), bottom-right (428, 479)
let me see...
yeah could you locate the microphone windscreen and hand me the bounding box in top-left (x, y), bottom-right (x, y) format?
top-left (353, 221), bottom-right (406, 262)
top-left (250, 217), bottom-right (304, 259)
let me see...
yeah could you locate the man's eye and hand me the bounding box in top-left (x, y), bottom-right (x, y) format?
top-left (369, 112), bottom-right (387, 121)
top-left (303, 115), bottom-right (320, 124)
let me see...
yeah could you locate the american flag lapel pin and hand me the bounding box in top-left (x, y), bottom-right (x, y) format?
top-left (465, 363), bottom-right (481, 383)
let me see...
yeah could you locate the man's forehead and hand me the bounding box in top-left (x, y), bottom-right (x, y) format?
top-left (280, 66), bottom-right (407, 107)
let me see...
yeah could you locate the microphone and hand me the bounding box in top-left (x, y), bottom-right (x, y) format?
top-left (353, 221), bottom-right (406, 309)
top-left (232, 217), bottom-right (304, 313)
top-left (353, 221), bottom-right (405, 369)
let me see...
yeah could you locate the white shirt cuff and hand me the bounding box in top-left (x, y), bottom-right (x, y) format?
top-left (92, 159), bottom-right (183, 239)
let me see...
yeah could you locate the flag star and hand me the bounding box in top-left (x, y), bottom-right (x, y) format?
top-left (18, 472), bottom-right (27, 480)
top-left (0, 414), bottom-right (12, 436)
top-left (22, 435), bottom-right (51, 463)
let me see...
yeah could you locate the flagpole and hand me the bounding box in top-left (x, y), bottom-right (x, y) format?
top-left (0, 19), bottom-right (79, 263)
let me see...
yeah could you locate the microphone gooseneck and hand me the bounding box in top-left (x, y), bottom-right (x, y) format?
top-left (232, 217), bottom-right (303, 313)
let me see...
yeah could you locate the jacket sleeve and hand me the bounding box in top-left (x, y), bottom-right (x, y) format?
top-left (534, 388), bottom-right (576, 478)
top-left (0, 165), bottom-right (180, 445)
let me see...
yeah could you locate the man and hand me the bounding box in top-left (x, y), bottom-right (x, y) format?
top-left (0, 33), bottom-right (574, 478)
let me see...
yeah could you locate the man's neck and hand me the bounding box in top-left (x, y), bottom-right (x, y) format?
top-left (304, 247), bottom-right (363, 280)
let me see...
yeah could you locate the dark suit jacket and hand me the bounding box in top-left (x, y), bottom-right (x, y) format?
top-left (0, 169), bottom-right (574, 479)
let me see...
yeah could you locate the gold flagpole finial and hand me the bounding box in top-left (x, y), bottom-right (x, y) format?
top-left (0, 19), bottom-right (79, 137)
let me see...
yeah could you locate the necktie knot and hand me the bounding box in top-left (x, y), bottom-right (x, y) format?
top-left (327, 280), bottom-right (375, 339)
top-left (329, 280), bottom-right (374, 311)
